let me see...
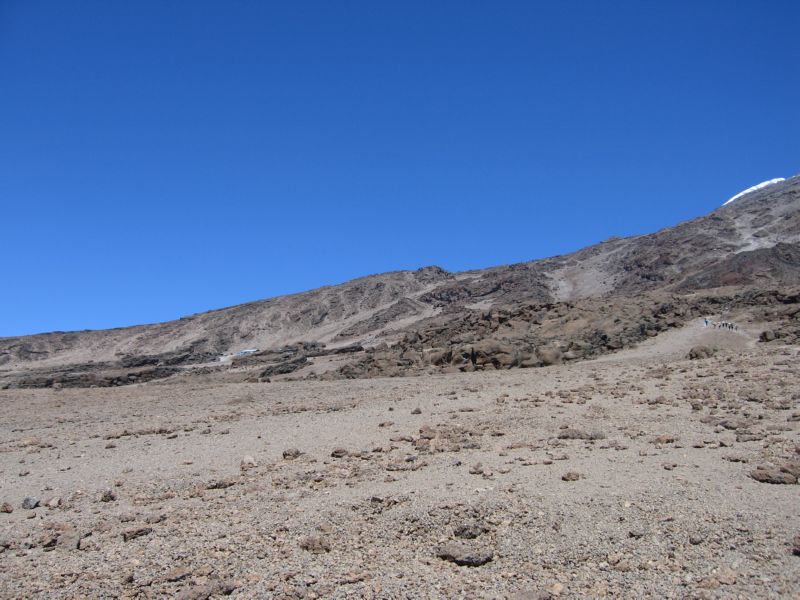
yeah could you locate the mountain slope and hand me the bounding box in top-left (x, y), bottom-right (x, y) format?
top-left (2, 174), bottom-right (798, 386)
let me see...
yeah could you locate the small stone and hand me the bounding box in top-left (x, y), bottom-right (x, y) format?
top-left (717, 567), bottom-right (737, 585)
top-left (689, 534), bottom-right (705, 545)
top-left (282, 448), bottom-right (301, 460)
top-left (240, 455), bottom-right (257, 470)
top-left (508, 590), bottom-right (552, 600)
top-left (122, 527), bottom-right (152, 542)
top-left (411, 407), bottom-right (422, 415)
top-left (330, 448), bottom-right (348, 459)
top-left (419, 426), bottom-right (436, 440)
top-left (161, 566), bottom-right (192, 583)
top-left (437, 542), bottom-right (493, 567)
top-left (561, 471), bottom-right (581, 481)
top-left (454, 522), bottom-right (487, 540)
top-left (56, 529), bottom-right (81, 550)
top-left (628, 529), bottom-right (645, 539)
top-left (469, 463), bottom-right (484, 475)
top-left (0, 503), bottom-right (12, 514)
top-left (99, 489), bottom-right (117, 502)
top-left (697, 577), bottom-right (720, 590)
top-left (299, 535), bottom-right (331, 554)
top-left (613, 559), bottom-right (634, 572)
top-left (21, 497), bottom-right (39, 510)
top-left (145, 513), bottom-right (167, 524)
top-left (206, 478), bottom-right (236, 490)
top-left (175, 579), bottom-right (236, 600)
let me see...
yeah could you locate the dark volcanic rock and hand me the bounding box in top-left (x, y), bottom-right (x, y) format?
top-left (21, 497), bottom-right (39, 510)
top-left (437, 542), bottom-right (493, 566)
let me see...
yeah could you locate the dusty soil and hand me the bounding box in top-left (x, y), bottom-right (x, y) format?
top-left (1, 323), bottom-right (798, 599)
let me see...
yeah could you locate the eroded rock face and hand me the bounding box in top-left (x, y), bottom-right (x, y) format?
top-left (322, 286), bottom-right (800, 380)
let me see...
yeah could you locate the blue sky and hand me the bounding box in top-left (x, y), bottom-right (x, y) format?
top-left (1, 1), bottom-right (798, 336)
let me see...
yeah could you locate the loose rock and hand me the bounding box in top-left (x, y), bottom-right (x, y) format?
top-left (437, 542), bottom-right (493, 566)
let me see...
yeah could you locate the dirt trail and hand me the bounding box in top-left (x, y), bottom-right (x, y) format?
top-left (593, 318), bottom-right (756, 365)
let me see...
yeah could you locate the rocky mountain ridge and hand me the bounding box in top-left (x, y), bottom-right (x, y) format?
top-left (2, 174), bottom-right (798, 387)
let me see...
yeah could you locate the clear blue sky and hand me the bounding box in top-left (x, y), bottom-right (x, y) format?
top-left (2, 1), bottom-right (798, 336)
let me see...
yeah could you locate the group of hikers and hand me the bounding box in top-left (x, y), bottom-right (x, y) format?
top-left (703, 318), bottom-right (738, 331)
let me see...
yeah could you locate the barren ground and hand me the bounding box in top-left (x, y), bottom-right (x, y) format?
top-left (1, 323), bottom-right (798, 599)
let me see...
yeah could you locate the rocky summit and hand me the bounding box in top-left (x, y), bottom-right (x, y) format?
top-left (0, 176), bottom-right (798, 598)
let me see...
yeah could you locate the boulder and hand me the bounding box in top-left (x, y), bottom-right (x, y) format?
top-left (688, 346), bottom-right (715, 360)
top-left (472, 339), bottom-right (515, 369)
top-left (536, 346), bottom-right (562, 366)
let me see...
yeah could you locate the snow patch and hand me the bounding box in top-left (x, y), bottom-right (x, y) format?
top-left (723, 178), bottom-right (785, 206)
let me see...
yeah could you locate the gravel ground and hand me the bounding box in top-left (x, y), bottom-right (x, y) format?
top-left (1, 327), bottom-right (798, 599)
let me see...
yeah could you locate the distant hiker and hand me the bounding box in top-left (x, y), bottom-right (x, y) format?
top-left (704, 318), bottom-right (709, 327)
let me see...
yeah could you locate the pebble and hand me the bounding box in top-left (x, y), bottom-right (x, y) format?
top-left (454, 522), bottom-right (487, 540)
top-left (122, 527), bottom-right (152, 542)
top-left (299, 535), bottom-right (331, 554)
top-left (21, 497), bottom-right (39, 510)
top-left (99, 489), bottom-right (117, 502)
top-left (240, 455), bottom-right (258, 470)
top-left (175, 579), bottom-right (236, 600)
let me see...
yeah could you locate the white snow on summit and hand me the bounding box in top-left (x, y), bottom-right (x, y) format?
top-left (723, 178), bottom-right (785, 206)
